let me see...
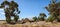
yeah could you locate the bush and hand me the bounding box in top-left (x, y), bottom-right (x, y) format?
top-left (6, 18), bottom-right (11, 23)
top-left (38, 17), bottom-right (45, 21)
top-left (46, 15), bottom-right (56, 22)
top-left (14, 15), bottom-right (19, 22)
top-left (32, 16), bottom-right (38, 21)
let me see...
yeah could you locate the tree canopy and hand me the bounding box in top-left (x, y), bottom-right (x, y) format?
top-left (45, 0), bottom-right (60, 22)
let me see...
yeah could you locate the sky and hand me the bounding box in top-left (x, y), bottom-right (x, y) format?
top-left (0, 0), bottom-right (59, 20)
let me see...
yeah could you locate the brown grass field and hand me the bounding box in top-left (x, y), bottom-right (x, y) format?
top-left (0, 20), bottom-right (60, 27)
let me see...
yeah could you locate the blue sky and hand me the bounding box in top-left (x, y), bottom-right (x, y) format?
top-left (19, 0), bottom-right (50, 19)
top-left (0, 0), bottom-right (55, 20)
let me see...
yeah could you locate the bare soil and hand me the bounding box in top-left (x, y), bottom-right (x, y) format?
top-left (0, 21), bottom-right (60, 27)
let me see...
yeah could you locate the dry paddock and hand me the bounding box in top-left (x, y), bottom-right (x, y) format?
top-left (0, 21), bottom-right (60, 27)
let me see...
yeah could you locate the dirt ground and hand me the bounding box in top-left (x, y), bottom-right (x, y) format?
top-left (0, 21), bottom-right (60, 27)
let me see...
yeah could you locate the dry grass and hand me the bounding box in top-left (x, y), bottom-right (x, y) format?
top-left (0, 21), bottom-right (60, 27)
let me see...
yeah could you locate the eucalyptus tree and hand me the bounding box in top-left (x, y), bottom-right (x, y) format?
top-left (32, 16), bottom-right (38, 21)
top-left (0, 0), bottom-right (20, 23)
top-left (9, 0), bottom-right (20, 22)
top-left (0, 0), bottom-right (11, 23)
top-left (45, 0), bottom-right (60, 22)
top-left (38, 13), bottom-right (47, 21)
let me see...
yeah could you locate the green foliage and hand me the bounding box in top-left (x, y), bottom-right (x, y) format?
top-left (14, 15), bottom-right (19, 22)
top-left (0, 0), bottom-right (20, 23)
top-left (38, 13), bottom-right (46, 21)
top-left (32, 13), bottom-right (47, 21)
top-left (39, 13), bottom-right (47, 17)
top-left (6, 18), bottom-right (11, 23)
top-left (32, 16), bottom-right (38, 21)
top-left (0, 0), bottom-right (20, 24)
top-left (46, 15), bottom-right (57, 22)
top-left (45, 0), bottom-right (60, 22)
top-left (38, 17), bottom-right (45, 21)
